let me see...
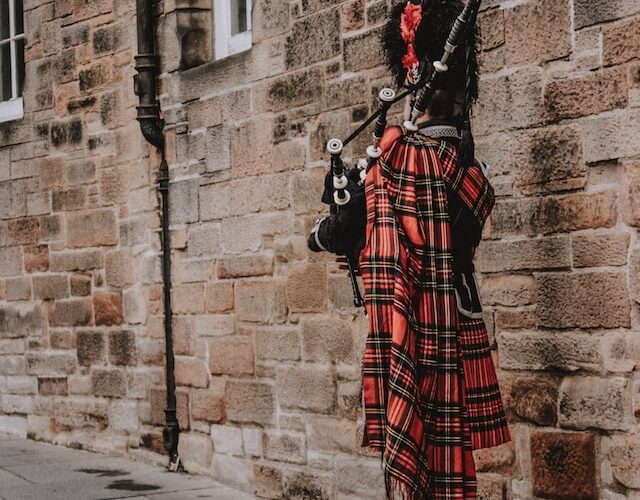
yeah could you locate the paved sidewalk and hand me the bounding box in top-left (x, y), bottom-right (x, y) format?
top-left (0, 434), bottom-right (254, 500)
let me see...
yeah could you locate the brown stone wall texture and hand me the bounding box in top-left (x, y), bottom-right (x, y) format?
top-left (1, 0), bottom-right (639, 498)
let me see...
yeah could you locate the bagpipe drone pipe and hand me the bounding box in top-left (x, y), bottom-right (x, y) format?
top-left (308, 0), bottom-right (482, 308)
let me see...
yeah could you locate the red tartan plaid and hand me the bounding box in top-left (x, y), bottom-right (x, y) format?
top-left (358, 126), bottom-right (510, 500)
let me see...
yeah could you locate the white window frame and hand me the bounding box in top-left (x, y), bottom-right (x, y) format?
top-left (213, 0), bottom-right (252, 61)
top-left (0, 0), bottom-right (25, 123)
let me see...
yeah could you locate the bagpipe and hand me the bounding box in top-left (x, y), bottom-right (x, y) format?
top-left (308, 0), bottom-right (482, 308)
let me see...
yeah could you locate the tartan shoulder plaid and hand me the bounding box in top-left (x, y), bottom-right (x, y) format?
top-left (358, 126), bottom-right (511, 500)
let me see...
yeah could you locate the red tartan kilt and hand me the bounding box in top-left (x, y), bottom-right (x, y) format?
top-left (458, 316), bottom-right (511, 449)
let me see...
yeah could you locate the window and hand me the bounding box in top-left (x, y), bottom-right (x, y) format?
top-left (213, 0), bottom-right (252, 60)
top-left (0, 0), bottom-right (25, 123)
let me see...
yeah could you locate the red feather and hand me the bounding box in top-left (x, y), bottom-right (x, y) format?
top-left (400, 2), bottom-right (423, 73)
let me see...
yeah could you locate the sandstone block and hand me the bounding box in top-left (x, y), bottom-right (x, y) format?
top-left (581, 109), bottom-right (640, 163)
top-left (108, 400), bottom-right (138, 433)
top-left (286, 263), bottom-right (328, 313)
top-left (27, 352), bottom-right (77, 376)
top-left (0, 247), bottom-right (23, 277)
top-left (169, 177), bottom-right (199, 225)
top-left (335, 456), bottom-right (386, 497)
top-left (211, 424), bottom-right (243, 455)
top-left (175, 356), bottom-right (209, 388)
top-left (499, 331), bottom-right (601, 372)
top-left (504, 0), bottom-right (571, 65)
top-left (76, 330), bottom-right (106, 366)
top-left (109, 330), bottom-right (136, 366)
top-left (33, 274), bottom-right (69, 300)
top-left (188, 222), bottom-right (221, 256)
top-left (536, 272), bottom-right (630, 329)
top-left (476, 236), bottom-right (570, 273)
top-left (93, 291), bottom-right (123, 326)
top-left (235, 280), bottom-right (286, 324)
top-left (307, 414), bottom-right (358, 453)
top-left (208, 336), bottom-right (254, 376)
top-left (178, 432), bottom-right (213, 471)
top-left (191, 387), bottom-right (225, 423)
top-left (531, 431), bottom-right (596, 500)
top-left (172, 284), bottom-right (205, 315)
top-left (49, 298), bottom-right (93, 327)
top-left (343, 26), bottom-right (384, 72)
top-left (479, 8), bottom-right (504, 51)
top-left (66, 209), bottom-right (117, 248)
top-left (544, 67), bottom-right (627, 122)
top-left (254, 68), bottom-right (323, 113)
top-left (603, 15), bottom-right (640, 66)
top-left (92, 368), bottom-right (127, 398)
top-left (285, 8), bottom-right (340, 69)
top-left (508, 376), bottom-right (559, 426)
top-left (559, 376), bottom-right (632, 430)
top-left (37, 377), bottom-right (68, 396)
top-left (199, 173), bottom-right (290, 220)
top-left (610, 435), bottom-right (640, 489)
top-left (205, 281), bottom-right (234, 312)
top-left (263, 429), bottom-right (307, 464)
top-left (488, 191), bottom-right (617, 237)
top-left (253, 464), bottom-right (284, 499)
top-left (572, 232), bottom-right (629, 268)
top-left (476, 68), bottom-right (544, 135)
top-left (225, 379), bottom-right (275, 425)
top-left (575, 0), bottom-right (640, 29)
top-left (301, 316), bottom-right (356, 363)
top-left (192, 314), bottom-right (235, 337)
top-left (276, 365), bottom-right (336, 413)
top-left (105, 249), bottom-right (135, 287)
top-left (49, 249), bottom-right (103, 271)
top-left (513, 125), bottom-right (586, 195)
top-left (217, 254), bottom-right (273, 279)
top-left (0, 303), bottom-right (43, 338)
top-left (24, 245), bottom-right (49, 273)
top-left (480, 275), bottom-right (536, 307)
top-left (254, 325), bottom-right (300, 361)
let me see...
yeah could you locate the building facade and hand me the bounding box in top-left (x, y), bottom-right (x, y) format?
top-left (1, 0), bottom-right (640, 498)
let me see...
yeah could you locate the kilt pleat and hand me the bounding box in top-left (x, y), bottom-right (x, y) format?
top-left (359, 127), bottom-right (510, 500)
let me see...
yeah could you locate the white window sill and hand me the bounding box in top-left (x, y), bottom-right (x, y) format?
top-left (0, 97), bottom-right (24, 123)
top-left (215, 30), bottom-right (252, 61)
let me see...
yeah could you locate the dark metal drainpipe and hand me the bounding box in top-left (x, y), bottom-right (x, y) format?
top-left (134, 0), bottom-right (180, 471)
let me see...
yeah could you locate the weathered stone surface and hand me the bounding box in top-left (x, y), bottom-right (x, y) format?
top-left (602, 15), bottom-right (640, 66)
top-left (488, 191), bottom-right (617, 238)
top-left (536, 272), bottom-right (630, 329)
top-left (32, 275), bottom-right (69, 300)
top-left (343, 27), bottom-right (384, 72)
top-left (255, 68), bottom-right (323, 113)
top-left (559, 376), bottom-right (632, 430)
top-left (531, 431), bottom-right (597, 500)
top-left (276, 365), bottom-right (336, 413)
top-left (581, 109), bottom-right (640, 163)
top-left (285, 9), bottom-right (340, 69)
top-left (93, 291), bottom-right (123, 326)
top-left (37, 377), bottom-right (68, 396)
top-left (175, 356), bottom-right (209, 388)
top-left (177, 432), bottom-right (213, 472)
top-left (574, 0), bottom-right (640, 29)
top-left (91, 369), bottom-right (126, 398)
top-left (108, 330), bottom-right (136, 366)
top-left (508, 376), bottom-right (559, 426)
top-left (254, 325), bottom-right (300, 361)
top-left (572, 232), bottom-right (629, 268)
top-left (504, 0), bottom-right (571, 65)
top-left (49, 298), bottom-right (92, 327)
top-left (225, 380), bottom-right (275, 425)
top-left (609, 435), bottom-right (640, 489)
top-left (477, 236), bottom-right (570, 273)
top-left (208, 336), bottom-right (254, 375)
top-left (66, 209), bottom-right (117, 248)
top-left (76, 331), bottom-right (105, 366)
top-left (191, 386), bottom-right (225, 423)
top-left (263, 429), bottom-right (307, 464)
top-left (286, 263), bottom-right (328, 313)
top-left (235, 280), bottom-right (286, 324)
top-left (301, 316), bottom-right (356, 363)
top-left (499, 331), bottom-right (601, 372)
top-left (480, 275), bottom-right (536, 307)
top-left (545, 67), bottom-right (627, 122)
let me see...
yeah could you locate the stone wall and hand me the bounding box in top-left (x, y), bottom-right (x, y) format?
top-left (1, 0), bottom-right (639, 499)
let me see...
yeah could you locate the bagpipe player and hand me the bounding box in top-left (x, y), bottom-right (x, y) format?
top-left (308, 0), bottom-right (511, 498)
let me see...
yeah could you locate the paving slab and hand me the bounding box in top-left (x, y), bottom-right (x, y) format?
top-left (0, 435), bottom-right (254, 500)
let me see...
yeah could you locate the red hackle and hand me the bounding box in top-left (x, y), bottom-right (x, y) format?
top-left (400, 2), bottom-right (423, 76)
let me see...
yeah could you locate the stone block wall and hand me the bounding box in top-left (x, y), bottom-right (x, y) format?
top-left (1, 0), bottom-right (640, 499)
